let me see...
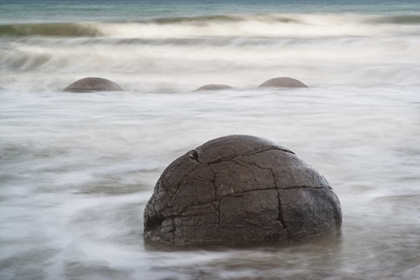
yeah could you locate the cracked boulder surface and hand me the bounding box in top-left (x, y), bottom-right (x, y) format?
top-left (144, 135), bottom-right (342, 247)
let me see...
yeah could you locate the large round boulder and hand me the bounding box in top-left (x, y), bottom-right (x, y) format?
top-left (63, 77), bottom-right (123, 92)
top-left (144, 135), bottom-right (342, 247)
top-left (259, 77), bottom-right (307, 88)
top-left (196, 84), bottom-right (233, 91)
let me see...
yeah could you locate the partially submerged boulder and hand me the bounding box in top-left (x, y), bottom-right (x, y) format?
top-left (196, 84), bottom-right (233, 91)
top-left (63, 77), bottom-right (123, 92)
top-left (259, 77), bottom-right (307, 88)
top-left (144, 135), bottom-right (342, 247)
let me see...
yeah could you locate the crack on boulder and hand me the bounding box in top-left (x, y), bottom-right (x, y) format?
top-left (189, 149), bottom-right (200, 163)
top-left (247, 146), bottom-right (294, 156)
top-left (283, 185), bottom-right (324, 190)
top-left (223, 187), bottom-right (277, 197)
top-left (206, 146), bottom-right (294, 165)
top-left (210, 185), bottom-right (323, 200)
top-left (208, 167), bottom-right (222, 242)
top-left (271, 168), bottom-right (289, 242)
top-left (276, 189), bottom-right (288, 230)
top-left (162, 163), bottom-right (202, 209)
top-left (231, 159), bottom-right (248, 168)
top-left (208, 165), bottom-right (218, 198)
top-left (277, 189), bottom-right (290, 242)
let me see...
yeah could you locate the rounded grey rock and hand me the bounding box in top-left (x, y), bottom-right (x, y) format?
top-left (259, 77), bottom-right (307, 88)
top-left (144, 135), bottom-right (342, 247)
top-left (63, 77), bottom-right (123, 92)
top-left (196, 84), bottom-right (233, 91)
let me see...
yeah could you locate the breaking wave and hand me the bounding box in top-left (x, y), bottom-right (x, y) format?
top-left (1, 12), bottom-right (419, 91)
top-left (1, 14), bottom-right (420, 38)
top-left (0, 23), bottom-right (101, 37)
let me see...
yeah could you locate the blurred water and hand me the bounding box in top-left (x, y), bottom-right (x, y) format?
top-left (1, 88), bottom-right (419, 279)
top-left (1, 0), bottom-right (420, 279)
top-left (1, 13), bottom-right (420, 92)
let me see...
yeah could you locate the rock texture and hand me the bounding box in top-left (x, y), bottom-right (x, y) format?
top-left (63, 77), bottom-right (123, 92)
top-left (259, 77), bottom-right (307, 88)
top-left (196, 84), bottom-right (233, 91)
top-left (144, 135), bottom-right (342, 247)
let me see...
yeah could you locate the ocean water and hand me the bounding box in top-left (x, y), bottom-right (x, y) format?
top-left (1, 0), bottom-right (420, 279)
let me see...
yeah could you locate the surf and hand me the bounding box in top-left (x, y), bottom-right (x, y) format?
top-left (1, 14), bottom-right (420, 38)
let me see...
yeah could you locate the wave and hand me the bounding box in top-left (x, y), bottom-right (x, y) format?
top-left (96, 15), bottom-right (420, 39)
top-left (369, 15), bottom-right (420, 25)
top-left (1, 14), bottom-right (420, 38)
top-left (1, 34), bottom-right (419, 89)
top-left (0, 23), bottom-right (102, 37)
top-left (143, 14), bottom-right (302, 24)
top-left (142, 14), bottom-right (420, 25)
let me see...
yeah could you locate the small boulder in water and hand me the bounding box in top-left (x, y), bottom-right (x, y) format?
top-left (259, 77), bottom-right (307, 88)
top-left (63, 77), bottom-right (123, 92)
top-left (196, 84), bottom-right (233, 91)
top-left (144, 135), bottom-right (342, 247)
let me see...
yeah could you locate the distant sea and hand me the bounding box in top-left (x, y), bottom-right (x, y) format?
top-left (1, 1), bottom-right (420, 279)
top-left (1, 0), bottom-right (420, 24)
